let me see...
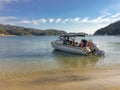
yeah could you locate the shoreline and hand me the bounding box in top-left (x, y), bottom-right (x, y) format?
top-left (0, 34), bottom-right (16, 36)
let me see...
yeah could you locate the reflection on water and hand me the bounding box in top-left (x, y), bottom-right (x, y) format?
top-left (52, 50), bottom-right (100, 69)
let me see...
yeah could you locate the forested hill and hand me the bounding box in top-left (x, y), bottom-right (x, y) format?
top-left (0, 24), bottom-right (66, 36)
top-left (94, 21), bottom-right (120, 35)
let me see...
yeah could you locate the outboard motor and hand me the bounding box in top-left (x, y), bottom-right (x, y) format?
top-left (95, 50), bottom-right (105, 56)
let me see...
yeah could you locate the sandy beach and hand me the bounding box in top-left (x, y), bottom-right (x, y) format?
top-left (0, 66), bottom-right (120, 90)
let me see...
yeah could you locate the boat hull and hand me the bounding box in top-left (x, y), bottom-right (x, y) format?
top-left (51, 42), bottom-right (86, 55)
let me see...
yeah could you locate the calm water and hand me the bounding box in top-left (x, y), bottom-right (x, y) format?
top-left (0, 36), bottom-right (120, 80)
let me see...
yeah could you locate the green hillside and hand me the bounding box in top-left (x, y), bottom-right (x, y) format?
top-left (94, 21), bottom-right (120, 35)
top-left (0, 24), bottom-right (66, 36)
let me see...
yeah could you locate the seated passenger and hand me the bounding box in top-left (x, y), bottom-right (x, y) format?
top-left (79, 41), bottom-right (83, 47)
top-left (69, 40), bottom-right (73, 45)
top-left (75, 42), bottom-right (78, 46)
top-left (63, 38), bottom-right (67, 44)
top-left (87, 40), bottom-right (92, 47)
top-left (66, 37), bottom-right (70, 44)
top-left (71, 39), bottom-right (75, 46)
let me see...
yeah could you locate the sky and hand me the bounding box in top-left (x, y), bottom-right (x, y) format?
top-left (0, 0), bottom-right (120, 34)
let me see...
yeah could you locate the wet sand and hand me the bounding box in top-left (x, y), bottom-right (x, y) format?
top-left (0, 66), bottom-right (120, 90)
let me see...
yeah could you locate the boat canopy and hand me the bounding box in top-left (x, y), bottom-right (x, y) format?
top-left (60, 33), bottom-right (87, 37)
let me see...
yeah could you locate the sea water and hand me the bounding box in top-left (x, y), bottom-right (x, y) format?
top-left (0, 36), bottom-right (120, 80)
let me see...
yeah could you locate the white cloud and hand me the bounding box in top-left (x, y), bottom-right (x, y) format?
top-left (0, 0), bottom-right (18, 3)
top-left (0, 0), bottom-right (30, 3)
top-left (0, 0), bottom-right (18, 9)
top-left (19, 20), bottom-right (32, 24)
top-left (73, 17), bottom-right (80, 22)
top-left (81, 17), bottom-right (89, 22)
top-left (31, 19), bottom-right (47, 25)
top-left (40, 19), bottom-right (46, 23)
top-left (1, 13), bottom-right (120, 25)
top-left (1, 13), bottom-right (119, 25)
top-left (111, 13), bottom-right (120, 18)
top-left (0, 16), bottom-right (19, 24)
top-left (49, 18), bottom-right (54, 23)
top-left (62, 18), bottom-right (70, 23)
top-left (0, 13), bottom-right (120, 34)
top-left (0, 16), bottom-right (18, 20)
top-left (90, 13), bottom-right (120, 24)
top-left (32, 20), bottom-right (39, 25)
top-left (91, 15), bottom-right (105, 23)
top-left (64, 18), bottom-right (69, 22)
top-left (55, 18), bottom-right (61, 23)
top-left (0, 0), bottom-right (31, 10)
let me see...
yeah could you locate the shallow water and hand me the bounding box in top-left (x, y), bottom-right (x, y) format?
top-left (0, 36), bottom-right (120, 77)
top-left (0, 36), bottom-right (120, 90)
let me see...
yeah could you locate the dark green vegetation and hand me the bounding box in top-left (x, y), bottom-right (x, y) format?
top-left (0, 24), bottom-right (66, 36)
top-left (94, 21), bottom-right (120, 35)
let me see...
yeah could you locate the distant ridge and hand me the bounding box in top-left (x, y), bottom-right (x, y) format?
top-left (0, 24), bottom-right (66, 36)
top-left (94, 21), bottom-right (120, 35)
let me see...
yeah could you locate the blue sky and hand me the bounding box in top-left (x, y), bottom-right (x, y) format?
top-left (0, 0), bottom-right (120, 34)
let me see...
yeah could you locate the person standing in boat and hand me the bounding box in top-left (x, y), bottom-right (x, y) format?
top-left (81, 39), bottom-right (91, 53)
top-left (63, 36), bottom-right (67, 44)
top-left (82, 39), bottom-right (87, 47)
top-left (66, 37), bottom-right (70, 44)
top-left (78, 39), bottom-right (87, 47)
